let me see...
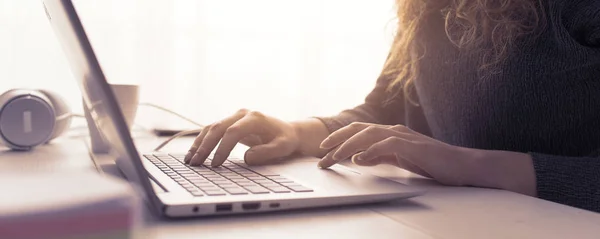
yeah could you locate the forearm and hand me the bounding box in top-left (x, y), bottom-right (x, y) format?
top-left (467, 149), bottom-right (537, 196)
top-left (291, 118), bottom-right (331, 158)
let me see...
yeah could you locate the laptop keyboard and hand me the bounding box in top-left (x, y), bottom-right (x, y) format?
top-left (144, 154), bottom-right (313, 197)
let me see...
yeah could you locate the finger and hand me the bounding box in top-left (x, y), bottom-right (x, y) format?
top-left (331, 126), bottom-right (409, 162)
top-left (389, 124), bottom-right (417, 134)
top-left (352, 153), bottom-right (431, 177)
top-left (189, 109), bottom-right (248, 166)
top-left (239, 135), bottom-right (263, 146)
top-left (211, 115), bottom-right (263, 167)
top-left (185, 127), bottom-right (209, 164)
top-left (317, 150), bottom-right (336, 169)
top-left (319, 122), bottom-right (375, 149)
top-left (359, 137), bottom-right (416, 161)
top-left (351, 153), bottom-right (396, 166)
top-left (244, 137), bottom-right (296, 166)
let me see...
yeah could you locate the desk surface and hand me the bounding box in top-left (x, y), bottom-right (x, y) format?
top-left (4, 135), bottom-right (600, 239)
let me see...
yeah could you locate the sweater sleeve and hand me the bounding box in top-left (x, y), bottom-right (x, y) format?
top-left (532, 0), bottom-right (600, 212)
top-left (315, 71), bottom-right (406, 133)
top-left (530, 152), bottom-right (600, 212)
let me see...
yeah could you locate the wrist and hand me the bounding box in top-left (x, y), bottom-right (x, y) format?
top-left (290, 119), bottom-right (330, 158)
top-left (465, 149), bottom-right (537, 196)
top-left (290, 121), bottom-right (307, 156)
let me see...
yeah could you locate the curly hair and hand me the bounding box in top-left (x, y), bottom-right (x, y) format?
top-left (383, 0), bottom-right (546, 103)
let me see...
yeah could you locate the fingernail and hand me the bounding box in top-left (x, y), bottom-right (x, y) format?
top-left (331, 152), bottom-right (342, 161)
top-left (184, 151), bottom-right (193, 163)
top-left (190, 153), bottom-right (200, 165)
top-left (317, 154), bottom-right (331, 169)
top-left (210, 155), bottom-right (221, 167)
top-left (320, 139), bottom-right (331, 149)
top-left (351, 154), bottom-right (362, 164)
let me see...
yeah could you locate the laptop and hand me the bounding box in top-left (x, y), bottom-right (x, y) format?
top-left (42, 0), bottom-right (425, 217)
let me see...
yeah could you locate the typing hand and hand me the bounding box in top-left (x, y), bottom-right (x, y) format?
top-left (184, 109), bottom-right (300, 167)
top-left (317, 122), bottom-right (478, 187)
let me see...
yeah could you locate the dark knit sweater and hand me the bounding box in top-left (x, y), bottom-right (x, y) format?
top-left (318, 0), bottom-right (600, 212)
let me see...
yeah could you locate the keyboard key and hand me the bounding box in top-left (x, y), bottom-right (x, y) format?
top-left (189, 178), bottom-right (210, 183)
top-left (191, 167), bottom-right (212, 172)
top-left (231, 179), bottom-right (252, 184)
top-left (190, 191), bottom-right (204, 197)
top-left (214, 181), bottom-right (234, 186)
top-left (209, 178), bottom-right (228, 182)
top-left (205, 191), bottom-right (227, 196)
top-left (238, 182), bottom-right (259, 187)
top-left (211, 168), bottom-right (230, 173)
top-left (224, 188), bottom-right (249, 195)
top-left (244, 186), bottom-right (270, 194)
top-left (186, 176), bottom-right (204, 181)
top-left (246, 176), bottom-right (264, 180)
top-left (198, 185), bottom-right (219, 190)
top-left (253, 179), bottom-right (272, 184)
top-left (257, 182), bottom-right (278, 187)
top-left (192, 182), bottom-right (212, 187)
top-left (250, 168), bottom-right (280, 177)
top-left (170, 166), bottom-right (188, 170)
top-left (169, 154), bottom-right (186, 160)
top-left (228, 159), bottom-right (245, 164)
top-left (288, 185), bottom-right (313, 192)
top-left (280, 182), bottom-right (299, 187)
top-left (266, 186), bottom-right (291, 193)
top-left (221, 185), bottom-right (242, 189)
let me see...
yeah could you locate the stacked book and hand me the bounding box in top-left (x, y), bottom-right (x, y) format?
top-left (0, 172), bottom-right (140, 239)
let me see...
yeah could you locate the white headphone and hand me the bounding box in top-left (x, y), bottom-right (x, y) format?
top-left (0, 89), bottom-right (72, 150)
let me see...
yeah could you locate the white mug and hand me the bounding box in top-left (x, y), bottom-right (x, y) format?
top-left (85, 83), bottom-right (140, 154)
top-left (110, 84), bottom-right (139, 128)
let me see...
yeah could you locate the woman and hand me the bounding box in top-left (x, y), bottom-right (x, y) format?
top-left (184, 0), bottom-right (600, 212)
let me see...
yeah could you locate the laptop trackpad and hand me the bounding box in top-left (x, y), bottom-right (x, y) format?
top-left (261, 158), bottom-right (406, 194)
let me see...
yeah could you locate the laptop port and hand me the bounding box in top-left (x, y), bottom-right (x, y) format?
top-left (269, 203), bottom-right (280, 208)
top-left (242, 202), bottom-right (261, 211)
top-left (215, 204), bottom-right (233, 212)
top-left (193, 206), bottom-right (199, 213)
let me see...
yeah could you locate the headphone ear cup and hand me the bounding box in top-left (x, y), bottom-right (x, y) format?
top-left (38, 90), bottom-right (72, 141)
top-left (0, 89), bottom-right (56, 150)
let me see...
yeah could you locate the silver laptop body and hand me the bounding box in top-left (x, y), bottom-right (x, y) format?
top-left (43, 0), bottom-right (424, 217)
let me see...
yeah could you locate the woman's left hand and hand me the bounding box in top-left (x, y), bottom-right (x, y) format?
top-left (318, 122), bottom-right (537, 195)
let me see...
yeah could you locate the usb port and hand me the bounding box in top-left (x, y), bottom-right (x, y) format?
top-left (215, 204), bottom-right (232, 212)
top-left (269, 203), bottom-right (280, 208)
top-left (242, 202), bottom-right (261, 211)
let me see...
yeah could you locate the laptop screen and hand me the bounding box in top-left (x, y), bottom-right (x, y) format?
top-left (42, 0), bottom-right (162, 212)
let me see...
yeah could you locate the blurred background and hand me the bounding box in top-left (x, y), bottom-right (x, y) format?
top-left (0, 0), bottom-right (396, 129)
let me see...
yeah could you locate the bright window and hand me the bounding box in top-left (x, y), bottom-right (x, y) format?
top-left (0, 0), bottom-right (396, 128)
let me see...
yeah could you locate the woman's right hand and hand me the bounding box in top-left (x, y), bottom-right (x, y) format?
top-left (184, 109), bottom-right (301, 167)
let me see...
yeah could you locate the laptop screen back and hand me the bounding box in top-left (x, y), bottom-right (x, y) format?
top-left (42, 0), bottom-right (161, 212)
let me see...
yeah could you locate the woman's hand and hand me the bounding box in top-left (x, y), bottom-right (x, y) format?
top-left (318, 122), bottom-right (476, 186)
top-left (318, 122), bottom-right (537, 195)
top-left (184, 109), bottom-right (300, 167)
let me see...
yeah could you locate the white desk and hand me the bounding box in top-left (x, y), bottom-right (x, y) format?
top-left (4, 136), bottom-right (600, 239)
